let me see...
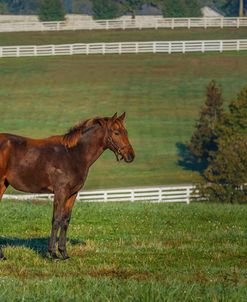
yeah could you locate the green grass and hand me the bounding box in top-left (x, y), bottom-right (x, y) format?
top-left (0, 201), bottom-right (247, 301)
top-left (1, 52), bottom-right (247, 190)
top-left (0, 28), bottom-right (247, 46)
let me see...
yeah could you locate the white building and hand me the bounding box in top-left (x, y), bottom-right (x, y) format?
top-left (201, 6), bottom-right (224, 17)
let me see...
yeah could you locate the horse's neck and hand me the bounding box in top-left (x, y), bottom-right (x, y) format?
top-left (76, 126), bottom-right (106, 168)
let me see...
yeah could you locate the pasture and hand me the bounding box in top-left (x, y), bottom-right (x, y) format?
top-left (1, 52), bottom-right (247, 190)
top-left (0, 201), bottom-right (247, 301)
top-left (0, 28), bottom-right (247, 46)
top-left (0, 26), bottom-right (247, 302)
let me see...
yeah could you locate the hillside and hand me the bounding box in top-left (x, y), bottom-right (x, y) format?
top-left (1, 52), bottom-right (247, 190)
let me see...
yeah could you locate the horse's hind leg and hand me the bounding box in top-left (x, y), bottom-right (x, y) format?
top-left (0, 179), bottom-right (9, 260)
top-left (0, 179), bottom-right (8, 200)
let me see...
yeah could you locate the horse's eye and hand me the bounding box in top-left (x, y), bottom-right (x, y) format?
top-left (114, 131), bottom-right (120, 136)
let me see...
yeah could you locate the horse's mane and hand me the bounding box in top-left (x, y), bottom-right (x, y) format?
top-left (62, 117), bottom-right (107, 148)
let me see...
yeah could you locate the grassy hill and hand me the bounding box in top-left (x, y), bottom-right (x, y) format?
top-left (1, 52), bottom-right (247, 190)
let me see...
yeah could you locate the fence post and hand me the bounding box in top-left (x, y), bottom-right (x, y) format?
top-left (155, 19), bottom-right (158, 30)
top-left (52, 45), bottom-right (55, 56)
top-left (188, 18), bottom-right (191, 29)
top-left (237, 18), bottom-right (240, 28)
top-left (131, 190), bottom-right (134, 202)
top-left (186, 187), bottom-right (190, 204)
top-left (123, 20), bottom-right (126, 30)
top-left (34, 45), bottom-right (37, 56)
top-left (237, 40), bottom-right (240, 51)
top-left (171, 18), bottom-right (174, 29)
top-left (158, 188), bottom-right (162, 202)
top-left (220, 40), bottom-right (223, 52)
top-left (220, 18), bottom-right (223, 29)
top-left (168, 41), bottom-right (172, 54)
top-left (153, 42), bottom-right (156, 53)
top-left (0, 47), bottom-right (2, 57)
top-left (202, 41), bottom-right (205, 53)
top-left (182, 41), bottom-right (185, 53)
top-left (104, 191), bottom-right (107, 202)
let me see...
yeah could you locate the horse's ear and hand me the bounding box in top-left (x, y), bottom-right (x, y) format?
top-left (118, 112), bottom-right (126, 123)
top-left (111, 112), bottom-right (118, 122)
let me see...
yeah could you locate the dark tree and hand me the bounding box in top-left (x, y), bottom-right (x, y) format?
top-left (92, 0), bottom-right (121, 19)
top-left (161, 0), bottom-right (202, 17)
top-left (117, 0), bottom-right (144, 18)
top-left (188, 80), bottom-right (224, 170)
top-left (2, 0), bottom-right (37, 14)
top-left (0, 2), bottom-right (8, 14)
top-left (198, 84), bottom-right (247, 203)
top-left (38, 0), bottom-right (65, 21)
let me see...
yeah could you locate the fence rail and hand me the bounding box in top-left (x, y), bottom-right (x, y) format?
top-left (0, 17), bottom-right (247, 32)
top-left (3, 185), bottom-right (196, 204)
top-left (0, 39), bottom-right (246, 58)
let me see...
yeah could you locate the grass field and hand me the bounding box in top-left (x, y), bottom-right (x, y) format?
top-left (0, 28), bottom-right (247, 46)
top-left (0, 201), bottom-right (247, 301)
top-left (1, 51), bottom-right (247, 190)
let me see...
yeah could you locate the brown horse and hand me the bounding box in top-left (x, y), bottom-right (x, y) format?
top-left (0, 112), bottom-right (135, 260)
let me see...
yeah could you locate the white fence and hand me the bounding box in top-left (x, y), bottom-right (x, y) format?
top-left (0, 17), bottom-right (247, 32)
top-left (0, 39), bottom-right (247, 58)
top-left (3, 185), bottom-right (196, 204)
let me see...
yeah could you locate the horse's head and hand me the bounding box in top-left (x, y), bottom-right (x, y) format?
top-left (62, 113), bottom-right (135, 163)
top-left (105, 112), bottom-right (135, 163)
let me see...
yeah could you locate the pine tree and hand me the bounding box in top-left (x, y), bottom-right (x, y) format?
top-left (92, 0), bottom-right (121, 19)
top-left (117, 0), bottom-right (144, 18)
top-left (38, 0), bottom-right (65, 21)
top-left (188, 80), bottom-right (224, 170)
top-left (198, 84), bottom-right (247, 203)
top-left (161, 0), bottom-right (202, 17)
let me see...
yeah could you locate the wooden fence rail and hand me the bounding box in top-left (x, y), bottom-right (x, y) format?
top-left (0, 39), bottom-right (247, 58)
top-left (3, 185), bottom-right (196, 204)
top-left (0, 17), bottom-right (247, 32)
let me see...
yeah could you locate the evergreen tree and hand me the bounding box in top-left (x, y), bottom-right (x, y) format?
top-left (117, 0), bottom-right (144, 18)
top-left (38, 0), bottom-right (65, 21)
top-left (188, 80), bottom-right (224, 170)
top-left (161, 0), bottom-right (202, 17)
top-left (92, 0), bottom-right (121, 19)
top-left (0, 2), bottom-right (8, 14)
top-left (198, 84), bottom-right (247, 203)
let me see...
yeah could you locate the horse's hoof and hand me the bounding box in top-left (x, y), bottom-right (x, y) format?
top-left (0, 256), bottom-right (6, 261)
top-left (49, 253), bottom-right (60, 261)
top-left (58, 248), bottom-right (69, 260)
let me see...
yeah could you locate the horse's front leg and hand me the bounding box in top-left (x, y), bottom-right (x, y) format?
top-left (48, 191), bottom-right (68, 260)
top-left (58, 193), bottom-right (77, 260)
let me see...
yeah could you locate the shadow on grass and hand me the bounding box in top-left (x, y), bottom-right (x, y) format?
top-left (0, 236), bottom-right (85, 258)
top-left (176, 142), bottom-right (208, 175)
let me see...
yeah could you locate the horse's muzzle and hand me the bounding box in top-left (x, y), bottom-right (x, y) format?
top-left (124, 152), bottom-right (135, 163)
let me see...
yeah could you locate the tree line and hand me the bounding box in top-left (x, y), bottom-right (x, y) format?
top-left (0, 0), bottom-right (246, 21)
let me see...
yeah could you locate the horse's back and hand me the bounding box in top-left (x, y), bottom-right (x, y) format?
top-left (0, 133), bottom-right (66, 193)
